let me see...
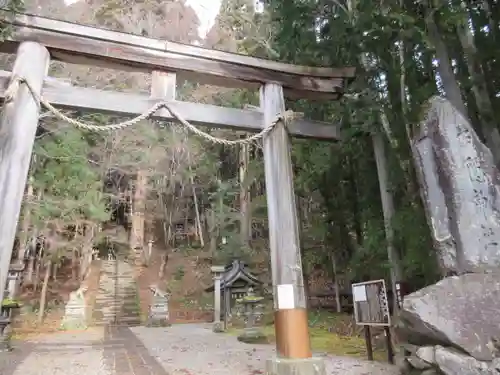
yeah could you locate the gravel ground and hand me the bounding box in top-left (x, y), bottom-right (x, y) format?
top-left (0, 324), bottom-right (400, 375)
top-left (131, 324), bottom-right (400, 375)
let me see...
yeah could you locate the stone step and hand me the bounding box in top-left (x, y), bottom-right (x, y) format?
top-left (95, 295), bottom-right (137, 299)
top-left (93, 306), bottom-right (139, 310)
top-left (91, 259), bottom-right (141, 327)
top-left (92, 318), bottom-right (141, 325)
top-left (94, 305), bottom-right (138, 310)
top-left (95, 313), bottom-right (140, 318)
top-left (94, 302), bottom-right (138, 306)
top-left (94, 309), bottom-right (141, 315)
top-left (94, 305), bottom-right (139, 310)
top-left (95, 297), bottom-right (137, 301)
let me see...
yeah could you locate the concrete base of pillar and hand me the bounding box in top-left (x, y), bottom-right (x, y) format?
top-left (266, 357), bottom-right (325, 375)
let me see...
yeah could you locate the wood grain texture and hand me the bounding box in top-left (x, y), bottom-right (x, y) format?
top-left (0, 13), bottom-right (355, 99)
top-left (352, 280), bottom-right (391, 327)
top-left (0, 70), bottom-right (71, 88)
top-left (0, 42), bottom-right (50, 303)
top-left (0, 73), bottom-right (342, 140)
top-left (151, 71), bottom-right (176, 100)
top-left (261, 83), bottom-right (307, 310)
top-left (274, 308), bottom-right (312, 358)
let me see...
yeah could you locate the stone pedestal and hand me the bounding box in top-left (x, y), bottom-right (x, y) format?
top-left (214, 275), bottom-right (222, 322)
top-left (146, 285), bottom-right (170, 327)
top-left (266, 357), bottom-right (325, 375)
top-left (6, 262), bottom-right (24, 299)
top-left (61, 288), bottom-right (87, 330)
top-left (0, 319), bottom-right (12, 352)
top-left (211, 265), bottom-right (225, 332)
top-left (212, 321), bottom-right (224, 333)
top-left (238, 327), bottom-right (266, 344)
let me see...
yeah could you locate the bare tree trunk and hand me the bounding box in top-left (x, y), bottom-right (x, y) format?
top-left (208, 208), bottom-right (217, 256)
top-left (17, 178), bottom-right (34, 262)
top-left (167, 211), bottom-right (174, 246)
top-left (140, 239), bottom-right (153, 266)
top-left (347, 0), bottom-right (404, 309)
top-left (25, 227), bottom-right (39, 284)
top-left (71, 249), bottom-right (79, 281)
top-left (160, 184), bottom-right (174, 247)
top-left (72, 225), bottom-right (81, 281)
top-left (372, 133), bottom-right (403, 303)
top-left (192, 194), bottom-right (203, 246)
top-left (26, 255), bottom-right (35, 283)
top-left (159, 192), bottom-right (171, 248)
top-left (186, 148), bottom-right (205, 247)
top-left (80, 225), bottom-right (95, 281)
top-left (38, 259), bottom-right (51, 323)
top-left (200, 211), bottom-right (211, 252)
top-left (52, 262), bottom-right (58, 281)
top-left (296, 195), bottom-right (310, 308)
top-left (34, 259), bottom-right (41, 291)
top-left (162, 222), bottom-right (168, 248)
top-left (425, 11), bottom-right (468, 117)
top-left (158, 253), bottom-right (169, 278)
top-left (239, 141), bottom-right (251, 247)
top-left (130, 170), bottom-right (147, 253)
top-left (455, 3), bottom-right (500, 167)
top-left (330, 251), bottom-right (342, 313)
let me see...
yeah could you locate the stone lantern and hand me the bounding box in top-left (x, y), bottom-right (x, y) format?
top-left (236, 287), bottom-right (266, 344)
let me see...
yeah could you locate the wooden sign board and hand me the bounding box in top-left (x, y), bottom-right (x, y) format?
top-left (352, 279), bottom-right (391, 327)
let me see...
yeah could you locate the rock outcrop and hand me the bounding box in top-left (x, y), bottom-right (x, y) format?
top-left (398, 97), bottom-right (500, 375)
top-left (400, 273), bottom-right (500, 361)
top-left (411, 97), bottom-right (500, 274)
top-left (396, 273), bottom-right (500, 374)
top-left (399, 344), bottom-right (500, 375)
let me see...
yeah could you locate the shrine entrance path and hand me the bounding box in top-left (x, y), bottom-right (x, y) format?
top-left (0, 324), bottom-right (398, 375)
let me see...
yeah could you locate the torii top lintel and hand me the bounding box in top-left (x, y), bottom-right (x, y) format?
top-left (0, 12), bottom-right (355, 101)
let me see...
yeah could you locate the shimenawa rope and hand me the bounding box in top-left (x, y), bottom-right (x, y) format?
top-left (5, 75), bottom-right (300, 145)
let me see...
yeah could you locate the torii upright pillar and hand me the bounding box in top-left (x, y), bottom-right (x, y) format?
top-left (261, 83), bottom-right (325, 375)
top-left (0, 42), bottom-right (50, 304)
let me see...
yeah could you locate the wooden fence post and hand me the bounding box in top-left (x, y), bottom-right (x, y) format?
top-left (0, 42), bottom-right (50, 303)
top-left (260, 83), bottom-right (312, 359)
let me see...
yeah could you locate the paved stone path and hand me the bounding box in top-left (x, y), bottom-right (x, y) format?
top-left (93, 260), bottom-right (141, 326)
top-left (0, 324), bottom-right (399, 375)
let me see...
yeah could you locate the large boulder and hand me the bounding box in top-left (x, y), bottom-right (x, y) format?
top-left (434, 346), bottom-right (498, 375)
top-left (411, 97), bottom-right (500, 274)
top-left (399, 273), bottom-right (500, 361)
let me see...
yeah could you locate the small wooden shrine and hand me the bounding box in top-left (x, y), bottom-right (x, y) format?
top-left (207, 260), bottom-right (262, 318)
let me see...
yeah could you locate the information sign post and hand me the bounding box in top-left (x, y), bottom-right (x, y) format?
top-left (351, 279), bottom-right (394, 364)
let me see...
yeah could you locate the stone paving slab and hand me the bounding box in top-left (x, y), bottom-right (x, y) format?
top-left (0, 326), bottom-right (170, 375)
top-left (131, 323), bottom-right (400, 375)
top-left (3, 328), bottom-right (109, 375)
top-left (0, 324), bottom-right (400, 375)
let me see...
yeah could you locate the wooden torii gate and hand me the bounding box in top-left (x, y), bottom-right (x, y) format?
top-left (0, 13), bottom-right (354, 373)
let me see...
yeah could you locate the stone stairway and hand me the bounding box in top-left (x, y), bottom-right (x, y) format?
top-left (92, 259), bottom-right (141, 326)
